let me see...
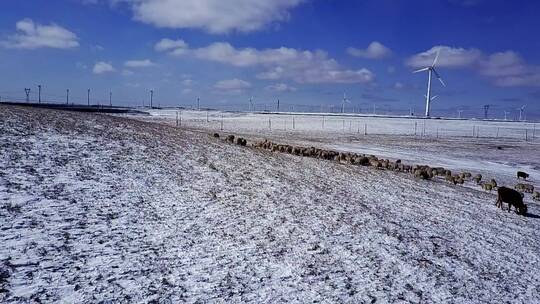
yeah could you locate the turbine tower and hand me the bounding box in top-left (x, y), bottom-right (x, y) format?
top-left (519, 105), bottom-right (526, 121)
top-left (341, 93), bottom-right (350, 113)
top-left (413, 50), bottom-right (446, 117)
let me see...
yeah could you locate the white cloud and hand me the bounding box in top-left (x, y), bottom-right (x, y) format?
top-left (1, 18), bottom-right (79, 49)
top-left (121, 0), bottom-right (305, 33)
top-left (154, 38), bottom-right (188, 53)
top-left (407, 46), bottom-right (540, 87)
top-left (479, 51), bottom-right (540, 87)
top-left (393, 82), bottom-right (405, 89)
top-left (406, 46), bottom-right (482, 68)
top-left (265, 83), bottom-right (297, 92)
top-left (214, 78), bottom-right (251, 95)
top-left (121, 69), bottom-right (135, 76)
top-left (347, 41), bottom-right (392, 59)
top-left (93, 61), bottom-right (115, 74)
top-left (164, 41), bottom-right (375, 84)
top-left (182, 88), bottom-right (193, 94)
top-left (124, 59), bottom-right (156, 68)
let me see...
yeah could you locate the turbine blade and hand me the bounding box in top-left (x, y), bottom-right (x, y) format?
top-left (432, 49), bottom-right (440, 67)
top-left (432, 68), bottom-right (446, 87)
top-left (413, 67), bottom-right (430, 73)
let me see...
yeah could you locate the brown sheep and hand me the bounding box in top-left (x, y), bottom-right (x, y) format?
top-left (482, 183), bottom-right (493, 192)
top-left (414, 169), bottom-right (431, 180)
top-left (473, 174), bottom-right (482, 184)
top-left (226, 135), bottom-right (235, 143)
top-left (213, 133), bottom-right (220, 138)
top-left (515, 183), bottom-right (534, 194)
top-left (490, 179), bottom-right (497, 189)
top-left (496, 187), bottom-right (527, 215)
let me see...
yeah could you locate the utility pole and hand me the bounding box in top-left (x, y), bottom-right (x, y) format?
top-left (483, 105), bottom-right (490, 119)
top-left (197, 97), bottom-right (200, 110)
top-left (504, 111), bottom-right (509, 121)
top-left (109, 91), bottom-right (112, 106)
top-left (38, 85), bottom-right (42, 103)
top-left (87, 89), bottom-right (90, 106)
top-left (66, 89), bottom-right (69, 104)
top-left (24, 88), bottom-right (31, 102)
top-left (458, 110), bottom-right (463, 119)
top-left (150, 89), bottom-right (154, 108)
top-left (277, 99), bottom-right (280, 112)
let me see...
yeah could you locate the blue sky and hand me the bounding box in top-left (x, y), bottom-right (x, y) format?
top-left (1, 0), bottom-right (539, 119)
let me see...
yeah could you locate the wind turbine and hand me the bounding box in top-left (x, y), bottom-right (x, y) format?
top-left (341, 93), bottom-right (350, 113)
top-left (518, 105), bottom-right (526, 121)
top-left (249, 96), bottom-right (254, 111)
top-left (413, 50), bottom-right (446, 117)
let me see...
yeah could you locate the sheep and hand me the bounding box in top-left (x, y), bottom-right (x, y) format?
top-left (515, 183), bottom-right (534, 194)
top-left (226, 135), bottom-right (235, 143)
top-left (473, 174), bottom-right (482, 184)
top-left (459, 172), bottom-right (472, 180)
top-left (414, 169), bottom-right (431, 180)
top-left (517, 171), bottom-right (529, 180)
top-left (482, 183), bottom-right (494, 192)
top-left (434, 167), bottom-right (446, 176)
top-left (370, 159), bottom-right (382, 168)
top-left (490, 179), bottom-right (497, 189)
top-left (444, 169), bottom-right (452, 177)
top-left (533, 191), bottom-right (540, 201)
top-left (445, 174), bottom-right (456, 184)
top-left (496, 186), bottom-right (528, 215)
top-left (235, 137), bottom-right (247, 146)
top-left (213, 133), bottom-right (220, 138)
top-left (455, 177), bottom-right (465, 185)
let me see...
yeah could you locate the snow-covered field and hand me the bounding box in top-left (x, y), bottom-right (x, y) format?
top-left (140, 109), bottom-right (540, 196)
top-left (2, 105), bottom-right (540, 303)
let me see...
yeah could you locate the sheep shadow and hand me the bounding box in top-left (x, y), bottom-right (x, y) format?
top-left (524, 212), bottom-right (540, 219)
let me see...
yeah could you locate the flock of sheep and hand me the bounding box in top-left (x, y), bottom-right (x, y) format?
top-left (214, 133), bottom-right (539, 215)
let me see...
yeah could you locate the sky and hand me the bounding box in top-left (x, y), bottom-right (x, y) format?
top-left (0, 0), bottom-right (539, 119)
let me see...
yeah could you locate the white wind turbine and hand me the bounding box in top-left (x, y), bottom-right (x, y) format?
top-left (519, 105), bottom-right (526, 121)
top-left (341, 93), bottom-right (350, 113)
top-left (413, 50), bottom-right (446, 117)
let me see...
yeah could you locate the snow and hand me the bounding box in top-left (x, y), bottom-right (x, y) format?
top-left (1, 105), bottom-right (540, 303)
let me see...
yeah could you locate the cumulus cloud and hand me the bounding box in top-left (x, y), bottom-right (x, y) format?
top-left (161, 40), bottom-right (375, 84)
top-left (407, 46), bottom-right (540, 87)
top-left (214, 78), bottom-right (251, 95)
top-left (265, 83), bottom-right (297, 92)
top-left (120, 0), bottom-right (305, 33)
top-left (406, 46), bottom-right (482, 68)
top-left (93, 62), bottom-right (115, 74)
top-left (154, 38), bottom-right (188, 54)
top-left (124, 59), bottom-right (156, 68)
top-left (1, 18), bottom-right (79, 49)
top-left (347, 41), bottom-right (392, 59)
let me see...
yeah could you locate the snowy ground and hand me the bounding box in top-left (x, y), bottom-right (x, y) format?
top-left (138, 110), bottom-right (540, 200)
top-left (2, 105), bottom-right (540, 303)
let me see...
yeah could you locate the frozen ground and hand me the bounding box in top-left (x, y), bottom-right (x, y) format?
top-left (2, 105), bottom-right (540, 303)
top-left (139, 109), bottom-right (540, 197)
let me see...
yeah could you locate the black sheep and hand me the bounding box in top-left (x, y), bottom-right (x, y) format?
top-left (517, 171), bottom-right (529, 180)
top-left (496, 186), bottom-right (528, 215)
